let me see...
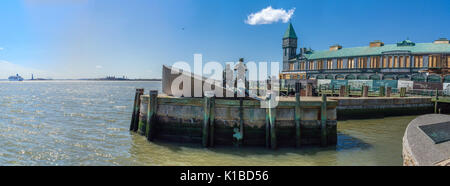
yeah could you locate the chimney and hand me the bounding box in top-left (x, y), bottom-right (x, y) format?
top-left (329, 44), bottom-right (342, 51)
top-left (370, 40), bottom-right (384, 47)
top-left (434, 38), bottom-right (450, 44)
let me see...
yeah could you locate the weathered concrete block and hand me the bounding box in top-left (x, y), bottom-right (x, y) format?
top-left (302, 108), bottom-right (319, 120)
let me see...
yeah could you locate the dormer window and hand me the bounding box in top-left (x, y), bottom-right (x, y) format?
top-left (397, 40), bottom-right (415, 46)
top-left (434, 38), bottom-right (450, 44)
top-left (329, 45), bottom-right (342, 51)
top-left (370, 40), bottom-right (384, 47)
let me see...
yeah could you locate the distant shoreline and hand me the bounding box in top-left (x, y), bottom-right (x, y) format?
top-left (0, 79), bottom-right (162, 81)
top-left (80, 78), bottom-right (162, 81)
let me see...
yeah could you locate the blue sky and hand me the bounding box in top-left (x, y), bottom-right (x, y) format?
top-left (0, 0), bottom-right (449, 79)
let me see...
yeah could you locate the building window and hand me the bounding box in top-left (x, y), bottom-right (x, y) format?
top-left (429, 55), bottom-right (440, 68)
top-left (370, 57), bottom-right (374, 68)
top-left (289, 63), bottom-right (294, 70)
top-left (414, 56), bottom-right (418, 67)
top-left (348, 58), bottom-right (354, 69)
top-left (429, 55), bottom-right (435, 68)
top-left (309, 61), bottom-right (314, 70)
top-left (393, 56), bottom-right (398, 68)
top-left (358, 58), bottom-right (361, 68)
top-left (406, 56), bottom-right (410, 68)
top-left (370, 56), bottom-right (380, 68)
top-left (388, 56), bottom-right (392, 68)
top-left (358, 57), bottom-right (367, 69)
top-left (300, 62), bottom-right (305, 70)
top-left (317, 60), bottom-right (323, 70)
top-left (414, 56), bottom-right (423, 68)
top-left (399, 56), bottom-right (404, 68)
top-left (447, 56), bottom-right (450, 68)
top-left (383, 56), bottom-right (387, 68)
top-left (327, 59), bottom-right (333, 69)
top-left (336, 59), bottom-right (343, 69)
top-left (377, 56), bottom-right (381, 68)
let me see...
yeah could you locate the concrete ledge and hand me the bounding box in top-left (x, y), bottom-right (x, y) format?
top-left (403, 114), bottom-right (450, 166)
top-left (331, 97), bottom-right (434, 119)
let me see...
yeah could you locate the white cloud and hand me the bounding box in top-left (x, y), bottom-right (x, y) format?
top-left (95, 65), bottom-right (103, 69)
top-left (0, 60), bottom-right (47, 79)
top-left (245, 6), bottom-right (295, 25)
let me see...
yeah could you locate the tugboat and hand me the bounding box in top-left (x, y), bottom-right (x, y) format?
top-left (8, 74), bottom-right (24, 81)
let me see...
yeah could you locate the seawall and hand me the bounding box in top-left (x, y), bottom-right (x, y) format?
top-left (331, 97), bottom-right (434, 119)
top-left (134, 94), bottom-right (338, 148)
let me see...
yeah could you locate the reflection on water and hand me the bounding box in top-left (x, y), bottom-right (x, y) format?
top-left (0, 81), bottom-right (414, 165)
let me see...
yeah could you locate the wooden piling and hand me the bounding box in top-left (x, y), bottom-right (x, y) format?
top-left (209, 96), bottom-right (215, 147)
top-left (434, 89), bottom-right (439, 114)
top-left (318, 85), bottom-right (322, 96)
top-left (339, 85), bottom-right (345, 97)
top-left (265, 94), bottom-right (277, 149)
top-left (146, 90), bottom-right (158, 141)
top-left (202, 96), bottom-right (211, 147)
top-left (265, 106), bottom-right (270, 149)
top-left (362, 86), bottom-right (369, 97)
top-left (295, 82), bottom-right (302, 148)
top-left (400, 87), bottom-right (406, 97)
top-left (130, 88), bottom-right (144, 132)
top-left (129, 90), bottom-right (139, 131)
top-left (306, 83), bottom-right (312, 96)
top-left (346, 85), bottom-right (351, 97)
top-left (379, 86), bottom-right (385, 97)
top-left (321, 94), bottom-right (327, 147)
top-left (238, 97), bottom-right (244, 146)
top-left (386, 87), bottom-right (391, 97)
top-left (331, 85), bottom-right (335, 96)
top-left (269, 106), bottom-right (277, 150)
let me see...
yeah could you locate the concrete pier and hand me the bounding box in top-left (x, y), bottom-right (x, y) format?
top-left (403, 114), bottom-right (450, 166)
top-left (133, 93), bottom-right (338, 148)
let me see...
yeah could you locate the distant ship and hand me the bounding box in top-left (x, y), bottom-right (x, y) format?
top-left (8, 74), bottom-right (24, 81)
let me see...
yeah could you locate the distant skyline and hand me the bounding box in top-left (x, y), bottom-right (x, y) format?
top-left (1, 0), bottom-right (450, 79)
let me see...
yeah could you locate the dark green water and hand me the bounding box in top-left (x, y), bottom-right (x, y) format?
top-left (0, 81), bottom-right (414, 165)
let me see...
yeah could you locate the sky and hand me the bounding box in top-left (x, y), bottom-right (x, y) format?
top-left (0, 0), bottom-right (450, 79)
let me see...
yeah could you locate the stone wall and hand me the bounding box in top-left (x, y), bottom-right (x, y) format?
top-left (332, 97), bottom-right (434, 119)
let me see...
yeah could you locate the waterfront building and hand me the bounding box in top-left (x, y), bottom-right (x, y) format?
top-left (280, 23), bottom-right (450, 83)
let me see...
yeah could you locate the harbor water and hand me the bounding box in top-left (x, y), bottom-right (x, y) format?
top-left (0, 81), bottom-right (413, 165)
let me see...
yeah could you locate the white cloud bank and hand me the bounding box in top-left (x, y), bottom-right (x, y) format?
top-left (245, 6), bottom-right (295, 25)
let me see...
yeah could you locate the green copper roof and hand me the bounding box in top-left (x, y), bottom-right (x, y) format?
top-left (283, 23), bottom-right (297, 39)
top-left (303, 42), bottom-right (450, 60)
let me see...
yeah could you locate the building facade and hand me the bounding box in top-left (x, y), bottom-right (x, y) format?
top-left (280, 23), bottom-right (450, 83)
